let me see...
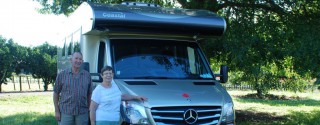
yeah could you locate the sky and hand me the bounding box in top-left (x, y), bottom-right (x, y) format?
top-left (0, 0), bottom-right (66, 47)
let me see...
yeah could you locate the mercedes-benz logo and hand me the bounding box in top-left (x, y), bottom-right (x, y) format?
top-left (183, 109), bottom-right (198, 124)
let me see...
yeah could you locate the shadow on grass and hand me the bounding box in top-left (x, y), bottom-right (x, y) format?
top-left (235, 110), bottom-right (286, 125)
top-left (0, 112), bottom-right (57, 125)
top-left (236, 109), bottom-right (320, 125)
top-left (284, 110), bottom-right (320, 125)
top-left (235, 98), bottom-right (320, 107)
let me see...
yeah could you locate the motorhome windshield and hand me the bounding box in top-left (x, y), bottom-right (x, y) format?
top-left (112, 39), bottom-right (214, 79)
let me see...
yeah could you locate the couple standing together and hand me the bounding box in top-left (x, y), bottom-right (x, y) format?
top-left (53, 52), bottom-right (147, 125)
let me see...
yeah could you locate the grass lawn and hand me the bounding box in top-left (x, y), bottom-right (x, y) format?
top-left (230, 90), bottom-right (320, 125)
top-left (0, 90), bottom-right (320, 125)
top-left (0, 92), bottom-right (56, 125)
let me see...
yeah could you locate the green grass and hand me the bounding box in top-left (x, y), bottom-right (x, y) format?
top-left (0, 90), bottom-right (320, 125)
top-left (230, 90), bottom-right (320, 125)
top-left (0, 93), bottom-right (57, 125)
top-left (0, 112), bottom-right (55, 125)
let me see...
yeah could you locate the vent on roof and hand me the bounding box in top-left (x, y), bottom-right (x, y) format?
top-left (121, 2), bottom-right (161, 7)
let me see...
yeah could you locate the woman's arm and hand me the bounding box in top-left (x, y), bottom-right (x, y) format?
top-left (121, 94), bottom-right (148, 102)
top-left (89, 100), bottom-right (99, 125)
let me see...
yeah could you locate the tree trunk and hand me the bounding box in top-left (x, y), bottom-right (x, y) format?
top-left (13, 76), bottom-right (16, 90)
top-left (44, 83), bottom-right (48, 91)
top-left (254, 75), bottom-right (263, 98)
top-left (27, 76), bottom-right (31, 90)
top-left (19, 76), bottom-right (22, 92)
top-left (43, 78), bottom-right (48, 91)
top-left (38, 79), bottom-right (41, 90)
top-left (257, 89), bottom-right (263, 98)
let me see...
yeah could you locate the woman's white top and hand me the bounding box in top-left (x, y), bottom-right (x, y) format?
top-left (91, 80), bottom-right (122, 121)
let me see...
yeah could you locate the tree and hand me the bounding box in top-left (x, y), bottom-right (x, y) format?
top-left (190, 0), bottom-right (320, 96)
top-left (283, 2), bottom-right (320, 80)
top-left (35, 0), bottom-right (320, 96)
top-left (0, 36), bottom-right (14, 92)
top-left (8, 42), bottom-right (30, 75)
top-left (28, 42), bottom-right (57, 91)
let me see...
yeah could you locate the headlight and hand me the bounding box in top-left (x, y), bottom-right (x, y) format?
top-left (124, 101), bottom-right (150, 125)
top-left (221, 102), bottom-right (235, 125)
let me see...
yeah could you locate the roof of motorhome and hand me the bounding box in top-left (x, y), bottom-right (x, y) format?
top-left (69, 2), bottom-right (226, 37)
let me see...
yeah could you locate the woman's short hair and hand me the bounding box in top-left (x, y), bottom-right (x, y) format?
top-left (100, 66), bottom-right (114, 74)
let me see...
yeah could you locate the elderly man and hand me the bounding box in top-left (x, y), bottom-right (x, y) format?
top-left (53, 52), bottom-right (93, 125)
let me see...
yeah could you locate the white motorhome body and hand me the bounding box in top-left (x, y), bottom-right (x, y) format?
top-left (58, 2), bottom-right (234, 125)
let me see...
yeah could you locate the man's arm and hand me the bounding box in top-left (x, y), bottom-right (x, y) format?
top-left (88, 93), bottom-right (91, 106)
top-left (53, 92), bottom-right (61, 121)
top-left (88, 75), bottom-right (93, 106)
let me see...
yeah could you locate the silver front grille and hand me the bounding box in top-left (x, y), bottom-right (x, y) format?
top-left (151, 106), bottom-right (221, 125)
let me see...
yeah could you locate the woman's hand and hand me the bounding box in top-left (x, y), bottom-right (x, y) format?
top-left (135, 96), bottom-right (148, 102)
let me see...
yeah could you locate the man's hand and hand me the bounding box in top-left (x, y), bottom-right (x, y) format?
top-left (55, 111), bottom-right (61, 121)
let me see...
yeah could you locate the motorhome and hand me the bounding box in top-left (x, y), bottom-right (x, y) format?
top-left (57, 2), bottom-right (235, 125)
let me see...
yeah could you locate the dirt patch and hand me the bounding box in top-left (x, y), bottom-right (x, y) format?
top-left (235, 110), bottom-right (287, 123)
top-left (233, 93), bottom-right (310, 124)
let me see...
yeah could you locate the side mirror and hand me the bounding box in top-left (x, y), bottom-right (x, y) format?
top-left (81, 62), bottom-right (102, 82)
top-left (220, 65), bottom-right (228, 83)
top-left (81, 62), bottom-right (90, 72)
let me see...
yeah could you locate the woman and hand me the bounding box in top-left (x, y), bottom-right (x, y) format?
top-left (89, 66), bottom-right (147, 125)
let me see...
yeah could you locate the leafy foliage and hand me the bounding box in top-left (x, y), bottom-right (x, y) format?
top-left (0, 37), bottom-right (30, 92)
top-left (32, 0), bottom-right (320, 96)
top-left (28, 42), bottom-right (57, 91)
top-left (0, 36), bottom-right (13, 92)
top-left (0, 36), bottom-right (57, 92)
top-left (203, 0), bottom-right (320, 96)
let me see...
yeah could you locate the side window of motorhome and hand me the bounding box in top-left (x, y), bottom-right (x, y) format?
top-left (187, 46), bottom-right (211, 78)
top-left (57, 29), bottom-right (82, 73)
top-left (112, 39), bottom-right (213, 79)
top-left (73, 29), bottom-right (81, 53)
top-left (65, 29), bottom-right (82, 57)
top-left (61, 43), bottom-right (66, 57)
top-left (74, 41), bottom-right (80, 52)
top-left (63, 35), bottom-right (73, 57)
top-left (68, 41), bottom-right (73, 55)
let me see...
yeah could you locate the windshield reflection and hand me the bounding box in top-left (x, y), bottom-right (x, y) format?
top-left (115, 55), bottom-right (189, 79)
